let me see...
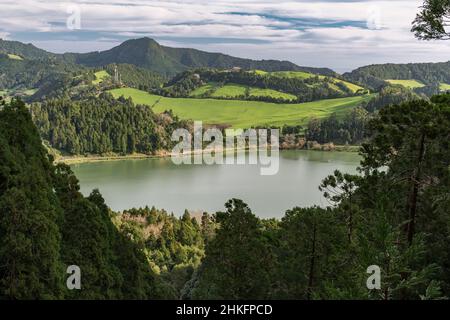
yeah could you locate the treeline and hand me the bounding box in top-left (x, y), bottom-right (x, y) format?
top-left (155, 69), bottom-right (363, 103)
top-left (363, 85), bottom-right (422, 112)
top-left (116, 208), bottom-right (216, 295)
top-left (305, 107), bottom-right (369, 145)
top-left (102, 64), bottom-right (166, 90)
top-left (31, 93), bottom-right (188, 155)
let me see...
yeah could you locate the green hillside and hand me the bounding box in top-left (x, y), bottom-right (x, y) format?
top-left (158, 69), bottom-right (366, 104)
top-left (343, 62), bottom-right (450, 91)
top-left (109, 87), bottom-right (372, 128)
top-left (249, 70), bottom-right (364, 93)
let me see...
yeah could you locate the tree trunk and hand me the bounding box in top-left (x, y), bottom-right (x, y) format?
top-left (307, 223), bottom-right (317, 300)
top-left (406, 133), bottom-right (426, 246)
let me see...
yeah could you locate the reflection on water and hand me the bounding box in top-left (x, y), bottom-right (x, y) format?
top-left (71, 150), bottom-right (361, 218)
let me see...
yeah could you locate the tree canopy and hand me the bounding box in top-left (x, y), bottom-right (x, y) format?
top-left (413, 0), bottom-right (450, 40)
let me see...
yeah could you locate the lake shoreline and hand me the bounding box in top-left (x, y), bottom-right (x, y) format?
top-left (56, 145), bottom-right (361, 165)
top-left (70, 149), bottom-right (361, 216)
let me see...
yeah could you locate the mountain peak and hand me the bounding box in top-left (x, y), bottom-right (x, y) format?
top-left (122, 37), bottom-right (160, 48)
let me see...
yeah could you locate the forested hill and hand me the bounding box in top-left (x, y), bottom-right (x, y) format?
top-left (0, 98), bottom-right (177, 299)
top-left (0, 37), bottom-right (336, 78)
top-left (63, 37), bottom-right (337, 77)
top-left (0, 39), bottom-right (56, 60)
top-left (344, 61), bottom-right (450, 91)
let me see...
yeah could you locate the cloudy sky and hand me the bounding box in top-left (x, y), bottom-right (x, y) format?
top-left (0, 0), bottom-right (449, 72)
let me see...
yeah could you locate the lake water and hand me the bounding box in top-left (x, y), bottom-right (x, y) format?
top-left (71, 150), bottom-right (361, 218)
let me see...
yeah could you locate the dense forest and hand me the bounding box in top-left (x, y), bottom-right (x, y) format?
top-left (0, 98), bottom-right (176, 299)
top-left (305, 107), bottom-right (369, 145)
top-left (31, 93), bottom-right (189, 155)
top-left (1, 93), bottom-right (449, 299)
top-left (101, 64), bottom-right (166, 90)
top-left (0, 54), bottom-right (84, 92)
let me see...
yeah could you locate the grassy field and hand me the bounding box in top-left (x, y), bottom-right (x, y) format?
top-left (269, 71), bottom-right (315, 79)
top-left (440, 83), bottom-right (450, 91)
top-left (92, 70), bottom-right (110, 85)
top-left (338, 79), bottom-right (364, 92)
top-left (192, 82), bottom-right (297, 100)
top-left (7, 54), bottom-right (23, 60)
top-left (211, 84), bottom-right (247, 98)
top-left (109, 87), bottom-right (373, 128)
top-left (249, 88), bottom-right (297, 100)
top-left (189, 83), bottom-right (218, 97)
top-left (0, 88), bottom-right (36, 99)
top-left (386, 79), bottom-right (425, 89)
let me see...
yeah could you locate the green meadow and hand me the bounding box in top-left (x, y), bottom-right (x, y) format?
top-left (211, 84), bottom-right (247, 98)
top-left (109, 87), bottom-right (373, 128)
top-left (7, 53), bottom-right (23, 60)
top-left (439, 83), bottom-right (450, 91)
top-left (191, 82), bottom-right (297, 100)
top-left (386, 79), bottom-right (425, 89)
top-left (92, 70), bottom-right (110, 85)
top-left (248, 88), bottom-right (297, 100)
top-left (189, 83), bottom-right (218, 97)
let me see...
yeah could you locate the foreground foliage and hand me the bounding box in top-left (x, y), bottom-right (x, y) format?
top-left (0, 94), bottom-right (449, 300)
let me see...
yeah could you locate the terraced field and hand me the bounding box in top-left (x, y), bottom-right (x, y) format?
top-left (109, 87), bottom-right (373, 128)
top-left (386, 79), bottom-right (425, 89)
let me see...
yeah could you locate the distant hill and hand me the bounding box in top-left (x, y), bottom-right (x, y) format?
top-left (1, 37), bottom-right (449, 102)
top-left (155, 68), bottom-right (366, 103)
top-left (65, 38), bottom-right (337, 77)
top-left (0, 39), bottom-right (55, 60)
top-left (343, 61), bottom-right (450, 91)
